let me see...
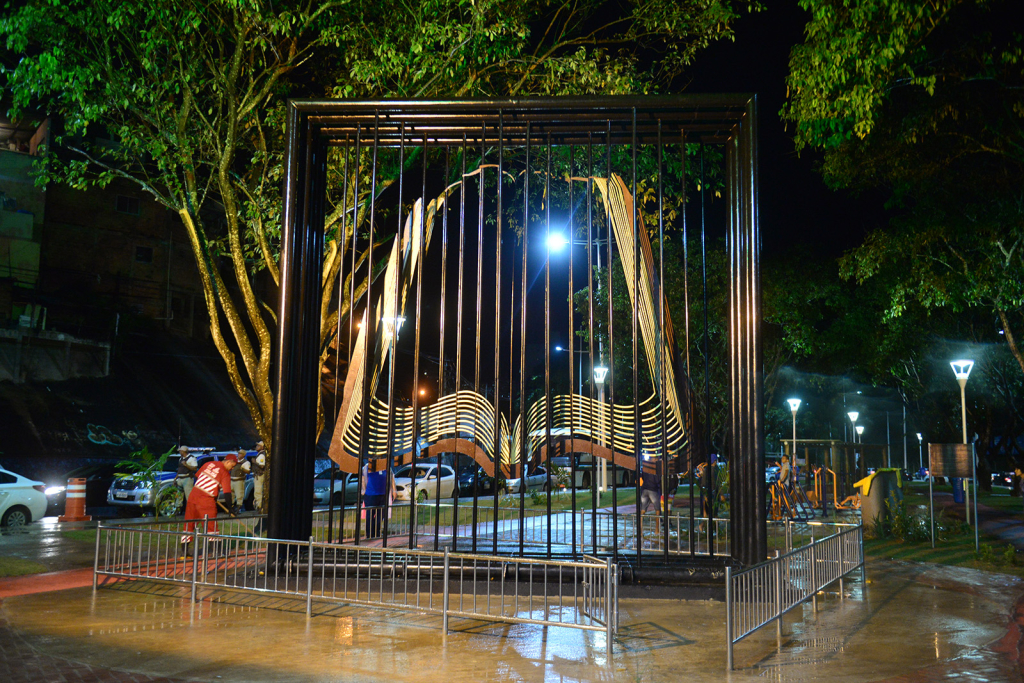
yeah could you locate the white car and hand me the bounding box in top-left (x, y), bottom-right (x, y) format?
top-left (0, 466), bottom-right (48, 529)
top-left (505, 466), bottom-right (549, 494)
top-left (393, 464), bottom-right (456, 502)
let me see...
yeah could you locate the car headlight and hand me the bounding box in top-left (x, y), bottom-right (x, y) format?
top-left (45, 485), bottom-right (66, 496)
top-left (139, 492), bottom-right (151, 503)
top-left (314, 486), bottom-right (328, 493)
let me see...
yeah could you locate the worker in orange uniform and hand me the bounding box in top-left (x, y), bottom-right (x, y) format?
top-left (180, 453), bottom-right (237, 547)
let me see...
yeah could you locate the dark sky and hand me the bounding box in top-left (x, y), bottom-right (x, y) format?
top-left (684, 1), bottom-right (888, 258)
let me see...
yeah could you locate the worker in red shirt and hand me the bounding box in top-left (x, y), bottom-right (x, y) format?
top-left (181, 453), bottom-right (237, 546)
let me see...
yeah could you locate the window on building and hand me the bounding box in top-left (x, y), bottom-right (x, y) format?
top-left (135, 246), bottom-right (154, 264)
top-left (115, 195), bottom-right (140, 215)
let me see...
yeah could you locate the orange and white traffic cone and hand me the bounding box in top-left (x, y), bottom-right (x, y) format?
top-left (59, 477), bottom-right (92, 522)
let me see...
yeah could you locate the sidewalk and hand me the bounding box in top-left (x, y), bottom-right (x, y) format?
top-left (1, 555), bottom-right (1022, 682)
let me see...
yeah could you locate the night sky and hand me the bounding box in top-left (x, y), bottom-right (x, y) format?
top-left (685, 1), bottom-right (889, 258)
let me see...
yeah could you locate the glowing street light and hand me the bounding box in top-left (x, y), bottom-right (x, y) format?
top-left (950, 359), bottom-right (974, 524)
top-left (949, 360), bottom-right (973, 444)
top-left (855, 425), bottom-right (864, 440)
top-left (594, 365), bottom-right (610, 492)
top-left (546, 231), bottom-right (569, 252)
top-left (787, 399), bottom-right (801, 488)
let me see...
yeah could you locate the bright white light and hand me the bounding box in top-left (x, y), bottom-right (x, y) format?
top-left (382, 316), bottom-right (406, 335)
top-left (856, 425), bottom-right (864, 436)
top-left (44, 486), bottom-right (65, 496)
top-left (546, 232), bottom-right (569, 252)
top-left (847, 411), bottom-right (859, 423)
top-left (419, 388), bottom-right (426, 396)
top-left (950, 359), bottom-right (974, 381)
top-left (787, 398), bottom-right (801, 413)
top-left (593, 366), bottom-right (609, 384)
top-left (916, 433), bottom-right (923, 442)
top-left (555, 345), bottom-right (564, 352)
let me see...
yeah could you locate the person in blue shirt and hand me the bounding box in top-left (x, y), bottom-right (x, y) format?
top-left (361, 459), bottom-right (396, 537)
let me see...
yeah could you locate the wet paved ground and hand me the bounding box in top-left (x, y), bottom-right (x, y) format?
top-left (0, 558), bottom-right (1021, 682)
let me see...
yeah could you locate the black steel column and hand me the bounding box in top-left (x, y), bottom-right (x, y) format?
top-left (728, 97), bottom-right (764, 566)
top-left (271, 103), bottom-right (327, 542)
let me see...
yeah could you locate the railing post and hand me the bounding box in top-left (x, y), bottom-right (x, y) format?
top-left (859, 524), bottom-right (867, 587)
top-left (838, 529), bottom-right (845, 600)
top-left (306, 536), bottom-right (314, 617)
top-left (201, 515), bottom-right (209, 585)
top-left (442, 547), bottom-right (450, 633)
top-left (810, 540), bottom-right (818, 613)
top-left (190, 525), bottom-right (200, 605)
top-left (725, 565), bottom-right (733, 671)
top-left (605, 557), bottom-right (614, 658)
top-left (775, 550), bottom-right (782, 646)
top-left (92, 521), bottom-right (102, 592)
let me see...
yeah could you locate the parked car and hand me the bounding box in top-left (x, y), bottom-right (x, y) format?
top-left (313, 468), bottom-right (359, 506)
top-left (0, 466), bottom-right (47, 529)
top-left (393, 463), bottom-right (456, 502)
top-left (457, 465), bottom-right (499, 496)
top-left (765, 466), bottom-right (780, 484)
top-left (992, 471), bottom-right (1014, 488)
top-left (505, 466), bottom-right (549, 494)
top-left (44, 461), bottom-right (120, 516)
top-left (107, 450), bottom-right (254, 516)
top-left (547, 453), bottom-right (635, 489)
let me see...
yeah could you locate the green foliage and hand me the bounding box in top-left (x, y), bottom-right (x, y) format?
top-left (548, 464), bottom-right (572, 490)
top-left (0, 0), bottom-right (751, 446)
top-left (782, 0), bottom-right (1024, 378)
top-left (115, 445), bottom-right (176, 495)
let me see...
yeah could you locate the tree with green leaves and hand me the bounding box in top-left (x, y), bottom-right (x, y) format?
top-left (1, 0), bottom-right (749, 509)
top-left (782, 0), bottom-right (1024, 373)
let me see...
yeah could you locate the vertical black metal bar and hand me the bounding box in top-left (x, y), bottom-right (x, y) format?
top-left (631, 108), bottom-right (642, 568)
top-left (568, 142), bottom-right (578, 561)
top-left (354, 115), bottom-right (381, 547)
top-left (745, 98), bottom-right (766, 563)
top-left (700, 143), bottom-right (711, 557)
top-left (545, 132), bottom-right (553, 560)
top-left (472, 123), bottom-right (485, 553)
top-left (452, 134), bottom-right (467, 545)
top-left (435, 146), bottom-right (450, 552)
top-left (271, 103), bottom-right (326, 543)
top-left (328, 137), bottom-right (352, 543)
top-left (492, 112), bottom-right (504, 554)
top-left (727, 124), bottom-right (741, 563)
top-left (587, 133), bottom-right (598, 556)
top-left (606, 120), bottom-right (617, 564)
top-left (382, 123), bottom-right (406, 551)
top-left (410, 132), bottom-right (427, 549)
top-left (658, 120), bottom-right (670, 559)
top-left (684, 133), bottom-right (695, 559)
top-left (519, 123), bottom-right (531, 556)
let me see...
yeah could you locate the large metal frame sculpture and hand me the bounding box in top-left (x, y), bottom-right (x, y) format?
top-left (271, 97), bottom-right (764, 567)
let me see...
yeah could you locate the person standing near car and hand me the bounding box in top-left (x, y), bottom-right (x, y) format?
top-left (175, 446), bottom-right (198, 502)
top-left (230, 448), bottom-right (250, 514)
top-left (181, 453), bottom-right (237, 547)
top-left (252, 441), bottom-right (267, 512)
top-left (361, 458), bottom-right (396, 537)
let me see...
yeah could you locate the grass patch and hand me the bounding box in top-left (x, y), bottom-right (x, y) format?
top-left (61, 529), bottom-right (98, 544)
top-left (0, 556), bottom-right (49, 578)
top-left (865, 534), bottom-right (1024, 579)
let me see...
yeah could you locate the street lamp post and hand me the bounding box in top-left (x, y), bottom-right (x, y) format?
top-left (848, 411), bottom-right (859, 475)
top-left (950, 359), bottom-right (974, 525)
top-left (787, 398), bottom-right (801, 489)
top-left (916, 432), bottom-right (923, 475)
top-left (594, 365), bottom-right (609, 492)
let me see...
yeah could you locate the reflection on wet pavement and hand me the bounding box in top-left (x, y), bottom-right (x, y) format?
top-left (1, 559), bottom-right (1020, 682)
top-left (0, 517), bottom-right (98, 572)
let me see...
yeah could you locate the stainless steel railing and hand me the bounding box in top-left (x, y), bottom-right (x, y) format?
top-left (725, 524), bottom-right (864, 670)
top-left (93, 519), bottom-right (618, 652)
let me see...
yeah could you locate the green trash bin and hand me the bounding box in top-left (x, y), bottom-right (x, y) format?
top-left (854, 468), bottom-right (903, 528)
